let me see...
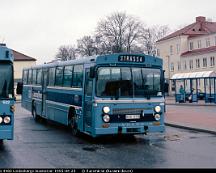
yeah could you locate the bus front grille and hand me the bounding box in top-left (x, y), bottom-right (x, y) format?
top-left (113, 108), bottom-right (146, 115)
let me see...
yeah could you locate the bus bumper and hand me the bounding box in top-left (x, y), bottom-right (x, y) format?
top-left (0, 130), bottom-right (13, 140)
top-left (94, 124), bottom-right (165, 136)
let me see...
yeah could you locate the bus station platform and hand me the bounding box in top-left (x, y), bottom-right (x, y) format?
top-left (165, 96), bottom-right (216, 135)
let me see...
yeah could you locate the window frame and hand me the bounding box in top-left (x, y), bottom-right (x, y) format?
top-left (55, 66), bottom-right (64, 87)
top-left (63, 65), bottom-right (73, 87)
top-left (36, 69), bottom-right (42, 85)
top-left (72, 64), bottom-right (83, 88)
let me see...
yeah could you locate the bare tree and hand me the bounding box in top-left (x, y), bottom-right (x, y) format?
top-left (77, 36), bottom-right (96, 56)
top-left (55, 45), bottom-right (77, 61)
top-left (54, 12), bottom-right (171, 61)
top-left (124, 16), bottom-right (144, 53)
top-left (96, 12), bottom-right (144, 54)
top-left (140, 25), bottom-right (170, 55)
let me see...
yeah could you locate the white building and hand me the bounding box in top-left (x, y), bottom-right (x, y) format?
top-left (13, 50), bottom-right (37, 82)
top-left (156, 16), bottom-right (216, 95)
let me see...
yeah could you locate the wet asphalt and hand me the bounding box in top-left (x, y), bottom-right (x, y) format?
top-left (0, 103), bottom-right (216, 168)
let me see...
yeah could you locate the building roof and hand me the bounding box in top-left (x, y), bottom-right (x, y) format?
top-left (13, 50), bottom-right (37, 61)
top-left (181, 46), bottom-right (216, 57)
top-left (157, 16), bottom-right (216, 42)
top-left (171, 71), bottom-right (216, 80)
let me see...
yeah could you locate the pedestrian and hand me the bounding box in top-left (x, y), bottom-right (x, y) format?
top-left (188, 88), bottom-right (194, 103)
top-left (179, 85), bottom-right (185, 103)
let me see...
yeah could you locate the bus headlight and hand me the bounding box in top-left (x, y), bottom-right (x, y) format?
top-left (0, 117), bottom-right (3, 124)
top-left (4, 116), bottom-right (11, 124)
top-left (103, 115), bottom-right (110, 123)
top-left (103, 106), bottom-right (110, 114)
top-left (154, 114), bottom-right (161, 121)
top-left (154, 106), bottom-right (161, 113)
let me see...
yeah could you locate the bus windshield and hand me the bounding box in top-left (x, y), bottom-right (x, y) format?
top-left (0, 63), bottom-right (13, 99)
top-left (96, 67), bottom-right (162, 98)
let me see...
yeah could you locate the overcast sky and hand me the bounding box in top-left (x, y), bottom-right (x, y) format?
top-left (1, 0), bottom-right (216, 64)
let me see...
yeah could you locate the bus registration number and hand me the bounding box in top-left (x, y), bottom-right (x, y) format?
top-left (126, 115), bottom-right (140, 120)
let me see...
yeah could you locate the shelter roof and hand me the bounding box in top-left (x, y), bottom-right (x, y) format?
top-left (171, 71), bottom-right (216, 80)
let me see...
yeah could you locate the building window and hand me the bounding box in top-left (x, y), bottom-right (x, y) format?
top-left (189, 42), bottom-right (194, 50)
top-left (197, 40), bottom-right (202, 49)
top-left (203, 58), bottom-right (207, 68)
top-left (170, 45), bottom-right (173, 55)
top-left (177, 61), bottom-right (181, 71)
top-left (157, 49), bottom-right (160, 56)
top-left (206, 38), bottom-right (210, 47)
top-left (210, 56), bottom-right (215, 67)
top-left (196, 59), bottom-right (200, 68)
top-left (176, 44), bottom-right (180, 54)
top-left (184, 61), bottom-right (187, 70)
top-left (170, 63), bottom-right (174, 71)
top-left (189, 60), bottom-right (193, 70)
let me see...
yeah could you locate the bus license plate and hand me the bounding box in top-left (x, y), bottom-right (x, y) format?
top-left (126, 115), bottom-right (140, 120)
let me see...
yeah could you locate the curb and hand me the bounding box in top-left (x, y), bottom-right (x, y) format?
top-left (165, 122), bottom-right (216, 135)
top-left (166, 103), bottom-right (216, 106)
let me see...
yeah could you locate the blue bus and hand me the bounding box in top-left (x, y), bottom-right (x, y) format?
top-left (0, 44), bottom-right (15, 144)
top-left (18, 53), bottom-right (165, 137)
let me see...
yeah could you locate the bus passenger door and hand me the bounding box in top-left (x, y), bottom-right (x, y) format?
top-left (83, 68), bottom-right (93, 133)
top-left (42, 69), bottom-right (48, 118)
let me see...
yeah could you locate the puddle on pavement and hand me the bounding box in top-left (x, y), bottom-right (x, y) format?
top-left (164, 134), bottom-right (181, 141)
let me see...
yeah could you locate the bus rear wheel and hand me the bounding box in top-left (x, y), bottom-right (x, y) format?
top-left (0, 139), bottom-right (3, 145)
top-left (70, 116), bottom-right (79, 136)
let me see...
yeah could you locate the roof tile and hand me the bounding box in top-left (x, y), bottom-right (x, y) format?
top-left (157, 16), bottom-right (216, 42)
top-left (181, 46), bottom-right (216, 57)
top-left (13, 50), bottom-right (36, 61)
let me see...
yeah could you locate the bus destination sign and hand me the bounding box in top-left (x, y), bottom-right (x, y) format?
top-left (118, 55), bottom-right (145, 63)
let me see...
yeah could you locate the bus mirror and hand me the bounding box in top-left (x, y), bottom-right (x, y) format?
top-left (16, 82), bottom-right (23, 95)
top-left (90, 66), bottom-right (96, 78)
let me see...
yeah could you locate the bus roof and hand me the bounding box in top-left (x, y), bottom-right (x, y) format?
top-left (0, 44), bottom-right (14, 62)
top-left (24, 53), bottom-right (162, 70)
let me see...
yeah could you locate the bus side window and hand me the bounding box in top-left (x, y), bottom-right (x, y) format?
top-left (63, 65), bottom-right (73, 87)
top-left (48, 67), bottom-right (55, 86)
top-left (55, 66), bottom-right (64, 87)
top-left (32, 69), bottom-right (37, 84)
top-left (23, 70), bottom-right (28, 85)
top-left (72, 65), bottom-right (83, 88)
top-left (36, 69), bottom-right (42, 85)
top-left (28, 69), bottom-right (32, 85)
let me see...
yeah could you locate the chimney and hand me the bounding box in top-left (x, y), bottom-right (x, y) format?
top-left (196, 16), bottom-right (206, 23)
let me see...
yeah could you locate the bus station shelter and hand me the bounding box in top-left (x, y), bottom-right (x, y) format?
top-left (171, 71), bottom-right (216, 104)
